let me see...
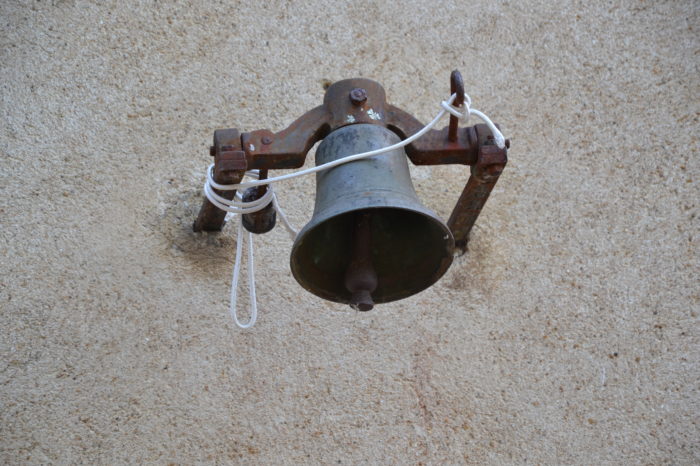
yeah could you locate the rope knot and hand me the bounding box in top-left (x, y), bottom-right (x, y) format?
top-left (440, 92), bottom-right (472, 123)
top-left (440, 92), bottom-right (505, 149)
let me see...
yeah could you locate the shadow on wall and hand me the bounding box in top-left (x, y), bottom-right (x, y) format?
top-left (157, 187), bottom-right (237, 277)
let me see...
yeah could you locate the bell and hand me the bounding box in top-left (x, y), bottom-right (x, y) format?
top-left (290, 124), bottom-right (455, 311)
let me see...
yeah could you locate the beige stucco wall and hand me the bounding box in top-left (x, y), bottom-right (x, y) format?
top-left (1, 0), bottom-right (698, 464)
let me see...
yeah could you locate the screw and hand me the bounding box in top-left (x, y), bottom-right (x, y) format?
top-left (261, 136), bottom-right (273, 145)
top-left (349, 88), bottom-right (367, 106)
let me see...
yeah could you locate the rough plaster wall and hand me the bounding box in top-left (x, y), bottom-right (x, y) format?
top-left (1, 0), bottom-right (698, 464)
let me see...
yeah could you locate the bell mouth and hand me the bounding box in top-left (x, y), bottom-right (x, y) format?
top-left (290, 207), bottom-right (454, 305)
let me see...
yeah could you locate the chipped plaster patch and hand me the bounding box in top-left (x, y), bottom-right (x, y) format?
top-left (367, 109), bottom-right (381, 120)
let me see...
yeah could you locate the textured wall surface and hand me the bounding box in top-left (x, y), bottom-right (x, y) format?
top-left (1, 0), bottom-right (698, 464)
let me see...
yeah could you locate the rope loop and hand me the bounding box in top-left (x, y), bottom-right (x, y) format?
top-left (229, 216), bottom-right (256, 328)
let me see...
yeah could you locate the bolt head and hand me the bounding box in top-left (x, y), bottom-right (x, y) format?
top-left (487, 165), bottom-right (504, 177)
top-left (349, 88), bottom-right (368, 106)
top-left (261, 136), bottom-right (273, 145)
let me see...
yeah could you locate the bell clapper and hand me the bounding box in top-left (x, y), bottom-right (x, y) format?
top-left (344, 212), bottom-right (378, 311)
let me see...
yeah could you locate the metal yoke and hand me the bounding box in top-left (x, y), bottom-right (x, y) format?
top-left (193, 70), bottom-right (508, 253)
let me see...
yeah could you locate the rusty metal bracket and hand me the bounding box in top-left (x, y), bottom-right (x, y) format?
top-left (448, 142), bottom-right (508, 252)
top-left (194, 70), bottom-right (508, 251)
top-left (193, 129), bottom-right (246, 232)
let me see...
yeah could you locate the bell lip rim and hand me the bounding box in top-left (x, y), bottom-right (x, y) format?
top-left (289, 205), bottom-right (455, 306)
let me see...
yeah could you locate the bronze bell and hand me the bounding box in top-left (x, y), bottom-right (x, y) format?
top-left (290, 124), bottom-right (455, 311)
top-left (194, 71), bottom-right (508, 314)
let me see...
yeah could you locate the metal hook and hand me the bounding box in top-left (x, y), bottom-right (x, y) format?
top-left (448, 70), bottom-right (465, 142)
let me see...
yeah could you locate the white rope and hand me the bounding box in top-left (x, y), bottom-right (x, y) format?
top-left (204, 91), bottom-right (506, 328)
top-left (229, 215), bottom-right (256, 328)
top-left (439, 91), bottom-right (506, 149)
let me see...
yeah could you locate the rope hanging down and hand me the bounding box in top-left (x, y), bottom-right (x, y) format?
top-left (203, 92), bottom-right (506, 328)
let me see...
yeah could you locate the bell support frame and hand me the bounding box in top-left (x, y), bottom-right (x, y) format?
top-left (193, 70), bottom-right (508, 252)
